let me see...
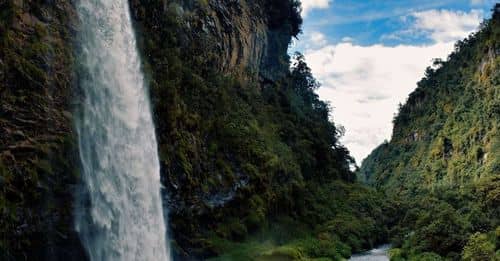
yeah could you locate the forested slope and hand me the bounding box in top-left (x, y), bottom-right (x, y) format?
top-left (131, 0), bottom-right (388, 259)
top-left (360, 5), bottom-right (500, 260)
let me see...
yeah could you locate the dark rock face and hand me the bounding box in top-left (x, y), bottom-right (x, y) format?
top-left (130, 0), bottom-right (293, 82)
top-left (0, 1), bottom-right (86, 260)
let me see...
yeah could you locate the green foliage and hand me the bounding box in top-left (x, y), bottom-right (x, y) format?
top-left (389, 248), bottom-right (404, 260)
top-left (259, 246), bottom-right (305, 261)
top-left (408, 252), bottom-right (443, 261)
top-left (408, 201), bottom-right (468, 255)
top-left (205, 180), bottom-right (388, 260)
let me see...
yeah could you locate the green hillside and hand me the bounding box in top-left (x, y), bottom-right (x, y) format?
top-left (360, 5), bottom-right (500, 260)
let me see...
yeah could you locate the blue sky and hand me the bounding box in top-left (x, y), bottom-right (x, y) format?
top-left (293, 0), bottom-right (496, 163)
top-left (296, 0), bottom-right (495, 48)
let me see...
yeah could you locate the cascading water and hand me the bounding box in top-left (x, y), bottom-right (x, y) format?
top-left (74, 0), bottom-right (170, 260)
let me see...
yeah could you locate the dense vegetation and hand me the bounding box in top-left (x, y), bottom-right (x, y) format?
top-left (360, 5), bottom-right (500, 260)
top-left (130, 0), bottom-right (388, 259)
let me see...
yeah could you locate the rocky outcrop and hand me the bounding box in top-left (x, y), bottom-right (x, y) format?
top-left (130, 0), bottom-right (296, 82)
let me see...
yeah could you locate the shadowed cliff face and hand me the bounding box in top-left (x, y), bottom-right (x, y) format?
top-left (129, 0), bottom-right (299, 203)
top-left (0, 1), bottom-right (86, 260)
top-left (130, 0), bottom-right (295, 82)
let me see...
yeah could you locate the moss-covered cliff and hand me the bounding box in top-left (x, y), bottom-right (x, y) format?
top-left (360, 5), bottom-right (500, 260)
top-left (1, 0), bottom-right (388, 260)
top-left (0, 1), bottom-right (86, 259)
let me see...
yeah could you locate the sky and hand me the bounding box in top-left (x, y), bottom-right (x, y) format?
top-left (292, 0), bottom-right (496, 164)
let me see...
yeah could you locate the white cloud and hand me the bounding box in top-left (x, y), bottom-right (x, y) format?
top-left (292, 31), bottom-right (329, 50)
top-left (380, 9), bottom-right (483, 43)
top-left (304, 42), bottom-right (455, 163)
top-left (309, 32), bottom-right (328, 47)
top-left (341, 36), bottom-right (354, 42)
top-left (412, 9), bottom-right (483, 42)
top-left (301, 0), bottom-right (331, 17)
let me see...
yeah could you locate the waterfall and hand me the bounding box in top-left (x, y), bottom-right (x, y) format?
top-left (74, 0), bottom-right (170, 260)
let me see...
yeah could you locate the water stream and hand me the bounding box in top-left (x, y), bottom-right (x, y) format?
top-left (74, 1), bottom-right (170, 260)
top-left (349, 245), bottom-right (390, 261)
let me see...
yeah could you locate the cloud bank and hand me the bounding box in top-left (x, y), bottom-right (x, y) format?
top-left (412, 9), bottom-right (483, 43)
top-left (301, 9), bottom-right (483, 163)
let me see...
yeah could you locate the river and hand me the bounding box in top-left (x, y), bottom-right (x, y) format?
top-left (349, 245), bottom-right (391, 261)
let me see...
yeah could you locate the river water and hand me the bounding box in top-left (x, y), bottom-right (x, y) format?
top-left (349, 245), bottom-right (390, 261)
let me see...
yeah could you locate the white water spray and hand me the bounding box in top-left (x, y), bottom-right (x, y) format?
top-left (75, 1), bottom-right (170, 260)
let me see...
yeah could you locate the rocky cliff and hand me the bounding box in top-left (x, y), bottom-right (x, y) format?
top-left (130, 0), bottom-right (300, 81)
